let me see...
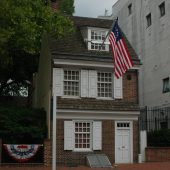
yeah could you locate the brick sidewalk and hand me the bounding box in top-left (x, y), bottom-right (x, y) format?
top-left (0, 162), bottom-right (170, 170)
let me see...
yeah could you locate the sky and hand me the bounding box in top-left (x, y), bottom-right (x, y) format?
top-left (74, 0), bottom-right (118, 18)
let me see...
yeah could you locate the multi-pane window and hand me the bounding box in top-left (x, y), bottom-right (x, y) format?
top-left (128, 3), bottom-right (132, 16)
top-left (163, 77), bottom-right (170, 93)
top-left (159, 2), bottom-right (165, 17)
top-left (117, 122), bottom-right (130, 128)
top-left (146, 13), bottom-right (152, 28)
top-left (64, 70), bottom-right (80, 96)
top-left (91, 30), bottom-right (106, 51)
top-left (91, 42), bottom-right (105, 51)
top-left (97, 72), bottom-right (112, 98)
top-left (74, 122), bottom-right (91, 150)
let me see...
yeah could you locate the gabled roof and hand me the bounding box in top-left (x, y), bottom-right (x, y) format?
top-left (49, 16), bottom-right (140, 65)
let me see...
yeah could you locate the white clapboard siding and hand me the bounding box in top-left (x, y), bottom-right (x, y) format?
top-left (64, 121), bottom-right (74, 150)
top-left (53, 68), bottom-right (63, 96)
top-left (114, 76), bottom-right (123, 99)
top-left (89, 70), bottom-right (97, 98)
top-left (81, 70), bottom-right (89, 97)
top-left (93, 121), bottom-right (102, 150)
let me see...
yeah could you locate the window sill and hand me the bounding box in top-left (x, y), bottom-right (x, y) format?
top-left (62, 96), bottom-right (81, 99)
top-left (73, 149), bottom-right (93, 152)
top-left (96, 97), bottom-right (114, 100)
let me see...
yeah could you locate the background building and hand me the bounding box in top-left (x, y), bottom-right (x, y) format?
top-left (111, 0), bottom-right (170, 107)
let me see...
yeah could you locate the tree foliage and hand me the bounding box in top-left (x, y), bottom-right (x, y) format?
top-left (59, 0), bottom-right (75, 15)
top-left (0, 0), bottom-right (73, 96)
top-left (0, 105), bottom-right (47, 143)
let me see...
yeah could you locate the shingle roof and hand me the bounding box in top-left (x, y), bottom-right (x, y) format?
top-left (50, 16), bottom-right (140, 65)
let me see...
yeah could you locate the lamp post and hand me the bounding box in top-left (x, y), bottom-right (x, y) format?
top-left (52, 93), bottom-right (57, 170)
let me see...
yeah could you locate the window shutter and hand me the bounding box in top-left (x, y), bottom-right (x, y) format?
top-left (53, 68), bottom-right (63, 96)
top-left (81, 70), bottom-right (89, 97)
top-left (64, 121), bottom-right (74, 150)
top-left (114, 76), bottom-right (123, 99)
top-left (89, 70), bottom-right (97, 98)
top-left (93, 121), bottom-right (102, 150)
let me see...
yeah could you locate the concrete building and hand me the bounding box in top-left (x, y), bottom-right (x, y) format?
top-left (111, 0), bottom-right (170, 107)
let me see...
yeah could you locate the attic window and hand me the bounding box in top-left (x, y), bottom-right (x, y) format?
top-left (89, 30), bottom-right (109, 51)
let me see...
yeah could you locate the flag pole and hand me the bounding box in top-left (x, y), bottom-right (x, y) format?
top-left (52, 92), bottom-right (57, 170)
top-left (99, 19), bottom-right (116, 51)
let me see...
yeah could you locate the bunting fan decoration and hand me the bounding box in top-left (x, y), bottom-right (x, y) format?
top-left (3, 144), bottom-right (42, 162)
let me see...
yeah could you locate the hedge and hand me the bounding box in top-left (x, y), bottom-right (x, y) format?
top-left (0, 105), bottom-right (47, 143)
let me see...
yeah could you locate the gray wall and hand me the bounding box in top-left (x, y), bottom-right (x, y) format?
top-left (111, 0), bottom-right (170, 107)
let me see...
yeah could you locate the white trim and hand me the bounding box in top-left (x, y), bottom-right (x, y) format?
top-left (115, 121), bottom-right (133, 164)
top-left (55, 109), bottom-right (139, 120)
top-left (54, 59), bottom-right (140, 70)
top-left (57, 109), bottom-right (139, 115)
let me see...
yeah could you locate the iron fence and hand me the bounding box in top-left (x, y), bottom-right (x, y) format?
top-left (139, 106), bottom-right (170, 131)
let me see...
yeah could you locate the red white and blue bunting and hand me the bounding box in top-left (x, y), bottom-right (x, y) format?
top-left (3, 144), bottom-right (42, 162)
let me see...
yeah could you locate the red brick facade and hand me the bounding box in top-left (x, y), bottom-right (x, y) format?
top-left (146, 147), bottom-right (170, 162)
top-left (44, 120), bottom-right (139, 166)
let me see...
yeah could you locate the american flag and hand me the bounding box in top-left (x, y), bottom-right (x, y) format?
top-left (109, 19), bottom-right (134, 79)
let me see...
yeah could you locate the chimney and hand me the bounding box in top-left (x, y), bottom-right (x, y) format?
top-left (50, 0), bottom-right (59, 11)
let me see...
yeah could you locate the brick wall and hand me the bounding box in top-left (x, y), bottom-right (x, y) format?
top-left (44, 139), bottom-right (52, 166)
top-left (146, 147), bottom-right (170, 162)
top-left (123, 71), bottom-right (138, 103)
top-left (45, 119), bottom-right (139, 166)
top-left (133, 121), bottom-right (139, 162)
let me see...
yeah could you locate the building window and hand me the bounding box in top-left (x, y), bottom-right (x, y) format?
top-left (128, 3), bottom-right (132, 15)
top-left (97, 72), bottom-right (112, 98)
top-left (159, 2), bottom-right (165, 17)
top-left (64, 70), bottom-right (80, 96)
top-left (64, 121), bottom-right (102, 151)
top-left (75, 121), bottom-right (91, 150)
top-left (163, 77), bottom-right (170, 93)
top-left (146, 13), bottom-right (152, 28)
top-left (91, 30), bottom-right (107, 51)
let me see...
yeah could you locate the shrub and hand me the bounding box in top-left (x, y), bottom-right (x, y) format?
top-left (0, 105), bottom-right (47, 143)
top-left (147, 129), bottom-right (170, 147)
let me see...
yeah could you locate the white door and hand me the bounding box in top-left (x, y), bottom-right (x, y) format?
top-left (115, 122), bottom-right (132, 163)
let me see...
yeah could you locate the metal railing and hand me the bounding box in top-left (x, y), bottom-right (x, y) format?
top-left (139, 106), bottom-right (170, 131)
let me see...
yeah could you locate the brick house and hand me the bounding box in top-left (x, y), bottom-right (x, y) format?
top-left (33, 16), bottom-right (141, 166)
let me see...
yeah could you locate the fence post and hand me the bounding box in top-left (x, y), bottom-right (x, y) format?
top-left (140, 131), bottom-right (147, 162)
top-left (145, 106), bottom-right (148, 131)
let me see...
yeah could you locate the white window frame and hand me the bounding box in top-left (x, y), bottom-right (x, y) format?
top-left (97, 71), bottom-right (113, 99)
top-left (64, 120), bottom-right (102, 152)
top-left (63, 69), bottom-right (80, 97)
top-left (88, 28), bottom-right (109, 51)
top-left (73, 120), bottom-right (92, 152)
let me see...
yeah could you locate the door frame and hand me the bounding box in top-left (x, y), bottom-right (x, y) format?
top-left (115, 121), bottom-right (133, 163)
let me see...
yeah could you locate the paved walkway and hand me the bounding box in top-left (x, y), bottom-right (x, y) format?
top-left (0, 162), bottom-right (170, 170)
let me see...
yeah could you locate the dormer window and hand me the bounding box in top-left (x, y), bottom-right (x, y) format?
top-left (88, 29), bottom-right (109, 51)
top-left (91, 30), bottom-right (106, 51)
